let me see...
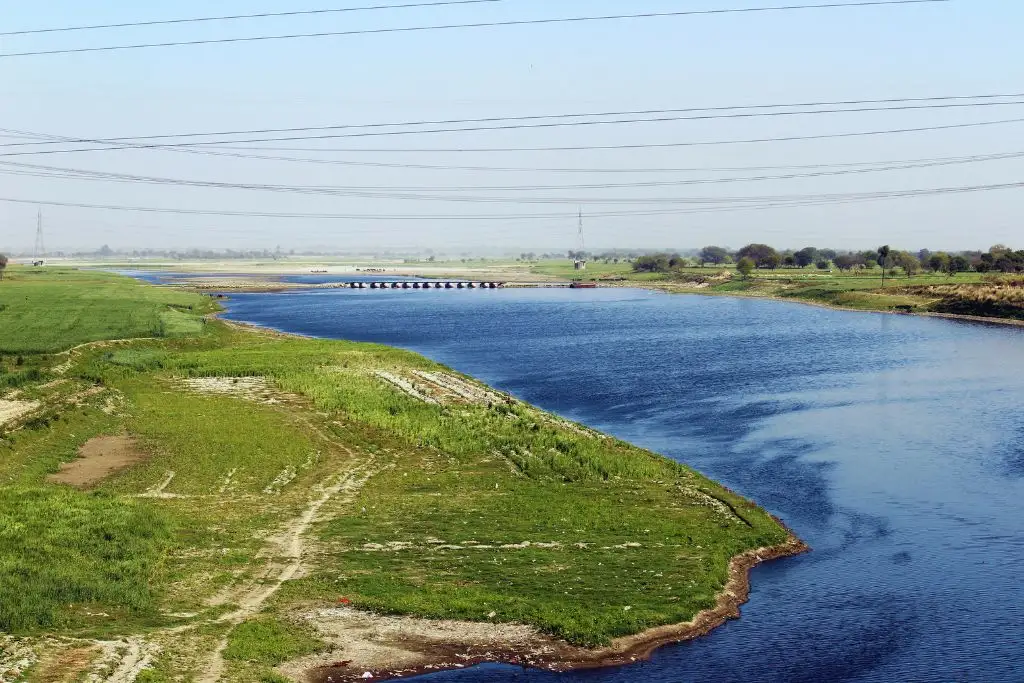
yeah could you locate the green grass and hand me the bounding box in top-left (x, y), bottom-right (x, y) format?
top-left (150, 334), bottom-right (787, 646)
top-left (0, 268), bottom-right (794, 670)
top-left (0, 267), bottom-right (216, 353)
top-left (224, 617), bottom-right (327, 665)
top-left (531, 261), bottom-right (634, 280)
top-left (0, 487), bottom-right (172, 633)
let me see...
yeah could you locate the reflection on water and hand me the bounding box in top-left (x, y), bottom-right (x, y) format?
top-left (220, 287), bottom-right (1024, 683)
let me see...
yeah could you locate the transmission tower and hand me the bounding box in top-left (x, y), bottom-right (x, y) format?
top-left (573, 207), bottom-right (587, 271)
top-left (33, 209), bottom-right (45, 260)
top-left (578, 207), bottom-right (585, 253)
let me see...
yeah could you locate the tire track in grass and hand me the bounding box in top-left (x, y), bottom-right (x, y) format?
top-left (197, 456), bottom-right (382, 683)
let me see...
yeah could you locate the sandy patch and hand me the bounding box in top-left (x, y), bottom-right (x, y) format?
top-left (280, 609), bottom-right (552, 681)
top-left (180, 376), bottom-right (291, 405)
top-left (86, 638), bottom-right (159, 683)
top-left (377, 370), bottom-right (513, 408)
top-left (375, 372), bottom-right (439, 405)
top-left (0, 399), bottom-right (39, 428)
top-left (47, 435), bottom-right (146, 488)
top-left (412, 371), bottom-right (508, 406)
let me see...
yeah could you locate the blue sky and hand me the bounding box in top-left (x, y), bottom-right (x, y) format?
top-left (1, 0), bottom-right (1022, 252)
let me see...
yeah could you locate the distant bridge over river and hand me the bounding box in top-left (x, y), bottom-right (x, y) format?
top-left (346, 281), bottom-right (505, 290)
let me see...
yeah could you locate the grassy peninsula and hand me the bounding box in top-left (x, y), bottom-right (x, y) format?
top-left (0, 268), bottom-right (798, 682)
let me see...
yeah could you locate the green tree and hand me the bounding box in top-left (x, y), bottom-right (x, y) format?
top-left (816, 260), bottom-right (831, 270)
top-left (894, 251), bottom-right (920, 278)
top-left (736, 243), bottom-right (779, 269)
top-left (698, 246), bottom-right (730, 267)
top-left (736, 257), bottom-right (755, 279)
top-left (668, 253), bottom-right (687, 269)
top-left (928, 252), bottom-right (950, 274)
top-left (947, 255), bottom-right (970, 276)
top-left (794, 247), bottom-right (818, 267)
top-left (0, 253), bottom-right (7, 280)
top-left (632, 254), bottom-right (671, 273)
top-left (833, 254), bottom-right (858, 271)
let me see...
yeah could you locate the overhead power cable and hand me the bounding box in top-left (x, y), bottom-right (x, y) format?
top-left (9, 123), bottom-right (1023, 173)
top-left (0, 180), bottom-right (1019, 220)
top-left (4, 101), bottom-right (1024, 155)
top-left (0, 0), bottom-right (501, 36)
top-left (2, 91), bottom-right (1016, 149)
top-left (2, 116), bottom-right (1019, 159)
top-left (2, 150), bottom-right (1022, 196)
top-left (0, 1), bottom-right (950, 59)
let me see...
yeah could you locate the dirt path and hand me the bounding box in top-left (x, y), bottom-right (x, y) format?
top-left (197, 457), bottom-right (381, 683)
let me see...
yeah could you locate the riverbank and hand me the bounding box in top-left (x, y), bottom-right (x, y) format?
top-left (0, 269), bottom-right (801, 682)
top-left (289, 534), bottom-right (807, 682)
top-left (619, 278), bottom-right (1024, 328)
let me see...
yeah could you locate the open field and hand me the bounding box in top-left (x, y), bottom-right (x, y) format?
top-left (0, 267), bottom-right (218, 353)
top-left (0, 270), bottom-right (797, 682)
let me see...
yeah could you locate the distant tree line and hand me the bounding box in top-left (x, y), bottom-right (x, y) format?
top-left (631, 243), bottom-right (1024, 277)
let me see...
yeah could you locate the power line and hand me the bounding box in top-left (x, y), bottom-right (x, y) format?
top-left (7, 150), bottom-right (1024, 182)
top-left (5, 101), bottom-right (1024, 156)
top-left (0, 179), bottom-right (1019, 220)
top-left (220, 117), bottom-right (1024, 153)
top-left (2, 114), bottom-right (1021, 160)
top-left (2, 150), bottom-right (1021, 196)
top-left (201, 149), bottom-right (1024, 174)
top-left (3, 91), bottom-right (1017, 149)
top-left (0, 1), bottom-right (950, 59)
top-left (0, 0), bottom-right (501, 37)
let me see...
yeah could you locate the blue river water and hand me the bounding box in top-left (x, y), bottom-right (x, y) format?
top-left (216, 286), bottom-right (1024, 683)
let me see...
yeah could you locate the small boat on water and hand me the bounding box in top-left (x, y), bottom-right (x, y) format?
top-left (569, 281), bottom-right (598, 289)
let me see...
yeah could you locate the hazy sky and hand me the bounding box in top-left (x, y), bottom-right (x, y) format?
top-left (1, 0), bottom-right (1022, 253)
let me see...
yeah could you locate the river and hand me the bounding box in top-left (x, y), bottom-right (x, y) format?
top-left (217, 286), bottom-right (1024, 683)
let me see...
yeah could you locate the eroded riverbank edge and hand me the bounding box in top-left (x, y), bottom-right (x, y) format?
top-left (286, 533), bottom-right (808, 683)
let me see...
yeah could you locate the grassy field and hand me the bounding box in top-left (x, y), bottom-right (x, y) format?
top-left (0, 270), bottom-right (793, 682)
top-left (0, 267), bottom-right (218, 353)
